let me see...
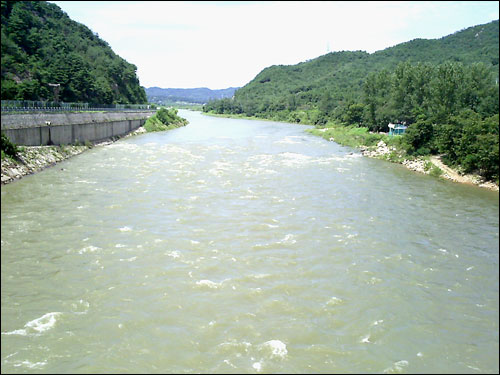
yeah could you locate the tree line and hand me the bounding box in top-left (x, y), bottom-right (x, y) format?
top-left (1, 1), bottom-right (147, 104)
top-left (203, 20), bottom-right (499, 183)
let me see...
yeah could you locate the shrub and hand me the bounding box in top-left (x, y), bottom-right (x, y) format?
top-left (1, 133), bottom-right (19, 158)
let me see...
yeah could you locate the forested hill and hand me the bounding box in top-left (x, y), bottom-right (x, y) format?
top-left (146, 87), bottom-right (239, 104)
top-left (1, 1), bottom-right (147, 104)
top-left (205, 20), bottom-right (498, 120)
top-left (204, 20), bottom-right (499, 183)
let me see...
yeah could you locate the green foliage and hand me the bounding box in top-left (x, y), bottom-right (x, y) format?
top-left (1, 132), bottom-right (19, 158)
top-left (144, 108), bottom-right (188, 132)
top-left (307, 124), bottom-right (386, 149)
top-left (343, 103), bottom-right (365, 126)
top-left (204, 20), bottom-right (499, 182)
top-left (429, 165), bottom-right (443, 178)
top-left (435, 111), bottom-right (499, 181)
top-left (1, 1), bottom-right (147, 104)
top-left (402, 116), bottom-right (435, 155)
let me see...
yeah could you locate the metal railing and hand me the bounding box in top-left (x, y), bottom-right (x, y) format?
top-left (1, 100), bottom-right (155, 113)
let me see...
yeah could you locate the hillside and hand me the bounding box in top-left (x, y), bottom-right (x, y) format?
top-left (146, 86), bottom-right (239, 105)
top-left (205, 20), bottom-right (498, 119)
top-left (204, 20), bottom-right (499, 183)
top-left (1, 1), bottom-right (147, 104)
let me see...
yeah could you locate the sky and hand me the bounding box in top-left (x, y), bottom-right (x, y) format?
top-left (50, 1), bottom-right (499, 90)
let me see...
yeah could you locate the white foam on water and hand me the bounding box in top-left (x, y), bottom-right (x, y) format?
top-left (119, 226), bottom-right (132, 232)
top-left (326, 296), bottom-right (344, 306)
top-left (280, 152), bottom-right (312, 167)
top-left (262, 340), bottom-right (288, 359)
top-left (166, 250), bottom-right (181, 259)
top-left (78, 245), bottom-right (101, 254)
top-left (119, 256), bottom-right (137, 262)
top-left (115, 244), bottom-right (126, 248)
top-left (196, 280), bottom-right (221, 289)
top-left (223, 359), bottom-right (236, 368)
top-left (467, 365), bottom-right (481, 371)
top-left (252, 273), bottom-right (272, 279)
top-left (360, 334), bottom-right (371, 343)
top-left (13, 360), bottom-right (47, 369)
top-left (383, 360), bottom-right (409, 373)
top-left (4, 352), bottom-right (18, 360)
top-left (266, 224), bottom-right (279, 228)
top-left (3, 312), bottom-right (62, 336)
top-left (278, 234), bottom-right (296, 245)
top-left (2, 329), bottom-right (28, 336)
top-left (252, 361), bottom-right (263, 372)
top-left (25, 312), bottom-right (61, 333)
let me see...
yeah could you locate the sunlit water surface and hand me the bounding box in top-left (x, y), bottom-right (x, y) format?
top-left (1, 110), bottom-right (498, 373)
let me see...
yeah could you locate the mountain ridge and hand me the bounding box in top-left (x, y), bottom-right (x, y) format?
top-left (146, 86), bottom-right (240, 105)
top-left (1, 1), bottom-right (147, 104)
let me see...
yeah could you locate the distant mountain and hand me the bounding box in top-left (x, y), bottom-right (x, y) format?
top-left (146, 87), bottom-right (239, 104)
top-left (1, 1), bottom-right (147, 104)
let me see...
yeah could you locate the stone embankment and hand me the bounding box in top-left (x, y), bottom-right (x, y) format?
top-left (359, 140), bottom-right (499, 191)
top-left (1, 126), bottom-right (146, 185)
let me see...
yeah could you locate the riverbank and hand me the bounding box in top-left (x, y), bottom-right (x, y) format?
top-left (204, 112), bottom-right (498, 191)
top-left (1, 126), bottom-right (147, 185)
top-left (351, 137), bottom-right (498, 191)
top-left (1, 108), bottom-right (190, 186)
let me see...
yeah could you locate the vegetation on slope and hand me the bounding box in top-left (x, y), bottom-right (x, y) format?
top-left (1, 1), bottom-right (147, 104)
top-left (1, 132), bottom-right (19, 160)
top-left (143, 108), bottom-right (188, 132)
top-left (204, 20), bottom-right (499, 183)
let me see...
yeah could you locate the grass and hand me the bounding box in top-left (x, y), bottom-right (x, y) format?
top-left (307, 123), bottom-right (402, 149)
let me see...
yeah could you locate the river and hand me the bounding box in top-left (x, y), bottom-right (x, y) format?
top-left (1, 110), bottom-right (498, 373)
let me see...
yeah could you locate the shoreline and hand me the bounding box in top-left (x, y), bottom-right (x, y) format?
top-left (205, 112), bottom-right (499, 192)
top-left (358, 140), bottom-right (499, 192)
top-left (1, 127), bottom-right (147, 186)
top-left (3, 120), bottom-right (498, 192)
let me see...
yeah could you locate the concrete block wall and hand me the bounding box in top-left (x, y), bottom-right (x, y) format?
top-left (1, 111), bottom-right (155, 146)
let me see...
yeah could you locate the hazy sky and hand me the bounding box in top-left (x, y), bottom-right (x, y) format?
top-left (50, 1), bottom-right (499, 90)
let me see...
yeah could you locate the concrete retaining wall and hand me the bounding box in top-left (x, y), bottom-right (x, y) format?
top-left (1, 111), bottom-right (155, 146)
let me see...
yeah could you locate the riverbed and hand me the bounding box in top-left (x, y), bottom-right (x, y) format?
top-left (1, 110), bottom-right (498, 373)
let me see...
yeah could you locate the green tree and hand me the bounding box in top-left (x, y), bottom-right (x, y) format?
top-left (402, 116), bottom-right (435, 155)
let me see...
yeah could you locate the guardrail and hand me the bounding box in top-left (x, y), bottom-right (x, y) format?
top-left (1, 100), bottom-right (154, 113)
